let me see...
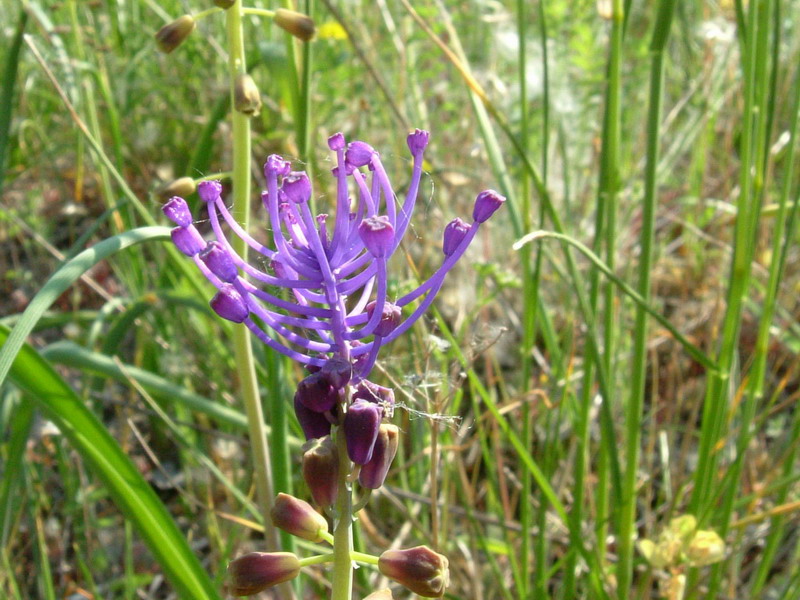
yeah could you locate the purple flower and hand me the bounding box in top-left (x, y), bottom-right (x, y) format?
top-left (165, 130), bottom-right (503, 380)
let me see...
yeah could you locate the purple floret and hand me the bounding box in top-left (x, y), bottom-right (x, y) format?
top-left (165, 130), bottom-right (503, 380)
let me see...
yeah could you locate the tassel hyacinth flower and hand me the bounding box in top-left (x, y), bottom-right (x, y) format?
top-left (164, 130), bottom-right (502, 597)
top-left (163, 130), bottom-right (504, 437)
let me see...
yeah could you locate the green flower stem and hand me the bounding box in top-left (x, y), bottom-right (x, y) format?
top-left (193, 7), bottom-right (223, 21)
top-left (319, 531), bottom-right (335, 545)
top-left (299, 553), bottom-right (335, 568)
top-left (225, 0), bottom-right (279, 554)
top-left (350, 551), bottom-right (379, 566)
top-left (331, 426), bottom-right (354, 600)
top-left (617, 1), bottom-right (676, 597)
top-left (241, 7), bottom-right (276, 18)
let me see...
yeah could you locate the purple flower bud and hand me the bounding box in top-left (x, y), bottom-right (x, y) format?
top-left (162, 196), bottom-right (193, 227)
top-left (350, 341), bottom-right (369, 374)
top-left (294, 395), bottom-right (332, 440)
top-left (472, 189), bottom-right (506, 223)
top-left (442, 217), bottom-right (470, 256)
top-left (328, 132), bottom-right (345, 151)
top-left (270, 493), bottom-right (328, 542)
top-left (282, 171), bottom-right (312, 204)
top-left (210, 284), bottom-right (249, 323)
top-left (353, 380), bottom-right (395, 409)
top-left (320, 357), bottom-right (352, 389)
top-left (295, 372), bottom-right (339, 413)
top-left (302, 435), bottom-right (339, 508)
top-left (378, 546), bottom-right (450, 598)
top-left (265, 154), bottom-right (292, 178)
top-left (343, 399), bottom-right (382, 465)
top-left (359, 424), bottom-right (399, 489)
top-left (358, 216), bottom-right (394, 258)
top-left (170, 225), bottom-right (206, 256)
top-left (407, 129), bottom-right (430, 155)
top-left (227, 552), bottom-right (301, 596)
top-left (197, 180), bottom-right (223, 204)
top-left (345, 141), bottom-right (375, 168)
top-left (331, 164), bottom-right (356, 177)
top-left (199, 241), bottom-right (238, 282)
top-left (366, 301), bottom-right (402, 337)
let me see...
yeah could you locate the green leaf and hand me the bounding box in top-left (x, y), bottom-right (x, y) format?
top-left (1, 325), bottom-right (221, 599)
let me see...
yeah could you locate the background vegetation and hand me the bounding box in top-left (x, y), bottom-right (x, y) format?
top-left (1, 0), bottom-right (799, 598)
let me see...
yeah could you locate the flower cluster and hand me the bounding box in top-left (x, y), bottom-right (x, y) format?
top-left (163, 130), bottom-right (503, 597)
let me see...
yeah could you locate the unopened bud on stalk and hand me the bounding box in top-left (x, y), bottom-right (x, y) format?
top-left (344, 400), bottom-right (382, 465)
top-left (366, 301), bottom-right (401, 336)
top-left (270, 493), bottom-right (329, 542)
top-left (359, 216), bottom-right (394, 258)
top-left (302, 435), bottom-right (339, 508)
top-left (442, 218), bottom-right (469, 256)
top-left (234, 73), bottom-right (262, 116)
top-left (294, 395), bottom-right (332, 440)
top-left (227, 551), bottom-right (301, 596)
top-left (359, 424), bottom-right (399, 489)
top-left (296, 372), bottom-right (339, 413)
top-left (159, 177), bottom-right (196, 200)
top-left (155, 15), bottom-right (196, 53)
top-left (320, 357), bottom-right (353, 389)
top-left (170, 225), bottom-right (206, 256)
top-left (472, 189), bottom-right (506, 223)
top-left (378, 546), bottom-right (450, 598)
top-left (274, 8), bottom-right (316, 42)
top-left (163, 196), bottom-right (193, 227)
top-left (210, 284), bottom-right (249, 323)
top-left (214, 0), bottom-right (236, 8)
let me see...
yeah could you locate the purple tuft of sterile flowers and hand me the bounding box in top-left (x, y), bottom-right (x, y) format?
top-left (163, 130), bottom-right (504, 470)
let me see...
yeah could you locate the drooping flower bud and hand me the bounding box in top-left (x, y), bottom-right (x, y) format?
top-left (302, 435), bottom-right (339, 508)
top-left (320, 357), bottom-right (352, 389)
top-left (234, 73), bottom-right (262, 116)
top-left (200, 241), bottom-right (238, 283)
top-left (472, 189), bottom-right (506, 223)
top-left (210, 284), bottom-right (249, 323)
top-left (378, 546), bottom-right (450, 598)
top-left (282, 171), bottom-right (312, 204)
top-left (353, 380), bottom-right (395, 412)
top-left (159, 177), bottom-right (196, 200)
top-left (343, 399), bottom-right (382, 465)
top-left (359, 424), bottom-right (399, 489)
top-left (171, 226), bottom-right (206, 256)
top-left (295, 372), bottom-right (339, 413)
top-left (407, 129), bottom-right (430, 155)
top-left (442, 217), bottom-right (470, 256)
top-left (346, 141), bottom-right (375, 168)
top-left (197, 180), bottom-right (223, 204)
top-left (359, 216), bottom-right (394, 258)
top-left (294, 395), bottom-right (332, 440)
top-left (227, 551), bottom-right (301, 596)
top-left (270, 493), bottom-right (329, 542)
top-left (328, 132), bottom-right (345, 151)
top-left (365, 301), bottom-right (401, 336)
top-left (274, 8), bottom-right (316, 42)
top-left (155, 15), bottom-right (196, 53)
top-left (163, 196), bottom-right (193, 227)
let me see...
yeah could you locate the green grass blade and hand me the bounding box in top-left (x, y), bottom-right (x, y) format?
top-left (0, 326), bottom-right (221, 600)
top-left (0, 226), bottom-right (171, 389)
top-left (0, 9), bottom-right (27, 195)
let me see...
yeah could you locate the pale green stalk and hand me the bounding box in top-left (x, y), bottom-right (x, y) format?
top-left (331, 425), bottom-right (354, 600)
top-left (617, 2), bottom-right (676, 597)
top-left (225, 0), bottom-right (279, 556)
top-left (689, 0), bottom-right (771, 520)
